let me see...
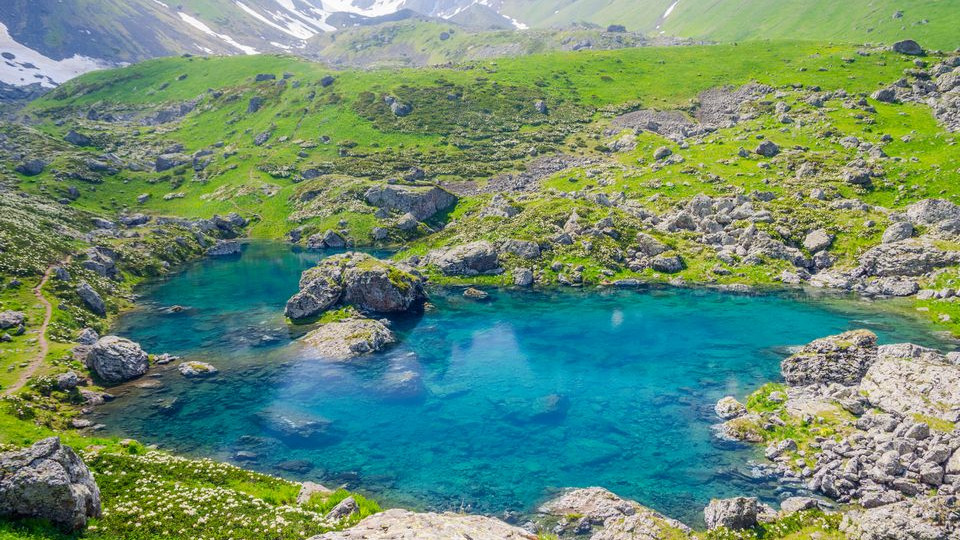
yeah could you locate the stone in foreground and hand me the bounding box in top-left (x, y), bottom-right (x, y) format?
top-left (704, 496), bottom-right (758, 530)
top-left (0, 437), bottom-right (101, 531)
top-left (302, 318), bottom-right (396, 360)
top-left (539, 487), bottom-right (691, 539)
top-left (311, 509), bottom-right (536, 539)
top-left (85, 336), bottom-right (149, 384)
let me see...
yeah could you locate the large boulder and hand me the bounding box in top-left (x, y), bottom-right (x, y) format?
top-left (882, 221), bottom-right (914, 244)
top-left (424, 241), bottom-right (500, 276)
top-left (0, 437), bottom-right (101, 530)
top-left (0, 310), bottom-right (25, 330)
top-left (285, 252), bottom-right (426, 321)
top-left (302, 318), bottom-right (396, 360)
top-left (364, 184), bottom-right (457, 221)
top-left (904, 199), bottom-right (960, 229)
top-left (311, 509), bottom-right (536, 539)
top-left (892, 39), bottom-right (924, 56)
top-left (780, 330), bottom-right (877, 386)
top-left (76, 282), bottom-right (106, 317)
top-left (538, 487), bottom-right (691, 539)
top-left (85, 336), bottom-right (149, 384)
top-left (704, 497), bottom-right (758, 530)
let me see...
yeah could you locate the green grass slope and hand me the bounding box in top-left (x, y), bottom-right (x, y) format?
top-left (497, 0), bottom-right (960, 51)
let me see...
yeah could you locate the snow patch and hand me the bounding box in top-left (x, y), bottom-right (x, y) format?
top-left (0, 22), bottom-right (115, 87)
top-left (152, 0), bottom-right (169, 7)
top-left (663, 0), bottom-right (680, 19)
top-left (177, 12), bottom-right (258, 55)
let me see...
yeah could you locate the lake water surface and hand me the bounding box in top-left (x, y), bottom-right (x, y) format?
top-left (94, 242), bottom-right (949, 523)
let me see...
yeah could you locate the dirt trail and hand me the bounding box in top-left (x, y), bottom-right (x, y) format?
top-left (2, 257), bottom-right (70, 396)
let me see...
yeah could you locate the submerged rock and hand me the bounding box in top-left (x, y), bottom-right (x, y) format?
top-left (255, 409), bottom-right (338, 444)
top-left (301, 318), bottom-right (396, 360)
top-left (0, 437), bottom-right (101, 531)
top-left (178, 361), bottom-right (219, 377)
top-left (85, 336), bottom-right (149, 384)
top-left (312, 508), bottom-right (536, 539)
top-left (285, 252), bottom-right (426, 321)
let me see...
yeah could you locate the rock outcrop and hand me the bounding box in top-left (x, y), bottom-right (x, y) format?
top-left (780, 329), bottom-right (877, 386)
top-left (301, 318), bottom-right (396, 360)
top-left (85, 336), bottom-right (149, 383)
top-left (841, 496), bottom-right (957, 540)
top-left (284, 252), bottom-right (426, 321)
top-left (364, 184), bottom-right (457, 221)
top-left (423, 241), bottom-right (500, 276)
top-left (538, 487), bottom-right (691, 539)
top-left (311, 509), bottom-right (536, 539)
top-left (0, 438), bottom-right (101, 530)
top-left (704, 497), bottom-right (758, 530)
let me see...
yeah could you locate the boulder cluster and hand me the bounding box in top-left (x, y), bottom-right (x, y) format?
top-left (718, 330), bottom-right (960, 538)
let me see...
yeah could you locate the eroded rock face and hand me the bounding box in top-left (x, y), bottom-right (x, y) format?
top-left (780, 330), bottom-right (877, 386)
top-left (424, 241), bottom-right (500, 276)
top-left (311, 509), bottom-right (536, 539)
top-left (85, 336), bottom-right (149, 384)
top-left (538, 487), bottom-right (691, 539)
top-left (0, 437), bottom-right (101, 531)
top-left (302, 318), bottom-right (396, 360)
top-left (364, 184), bottom-right (457, 221)
top-left (285, 252), bottom-right (426, 320)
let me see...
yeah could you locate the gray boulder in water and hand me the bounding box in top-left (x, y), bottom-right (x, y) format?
top-left (285, 252), bottom-right (426, 321)
top-left (85, 336), bottom-right (149, 384)
top-left (0, 437), bottom-right (101, 531)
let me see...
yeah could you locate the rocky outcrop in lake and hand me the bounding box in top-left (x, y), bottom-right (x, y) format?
top-left (285, 252), bottom-right (427, 321)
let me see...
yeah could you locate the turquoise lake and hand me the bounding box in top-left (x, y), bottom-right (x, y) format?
top-left (94, 242), bottom-right (950, 523)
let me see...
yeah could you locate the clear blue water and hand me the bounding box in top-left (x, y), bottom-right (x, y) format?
top-left (95, 241), bottom-right (948, 523)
